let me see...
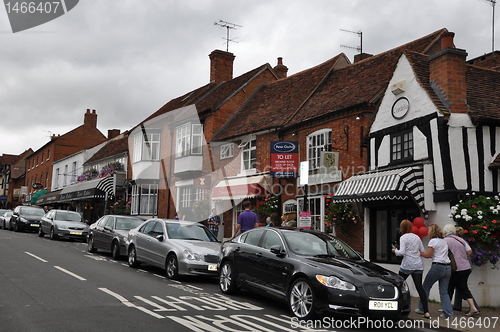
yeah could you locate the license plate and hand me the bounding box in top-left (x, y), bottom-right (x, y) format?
top-left (31, 224), bottom-right (39, 227)
top-left (208, 265), bottom-right (217, 271)
top-left (70, 231), bottom-right (82, 235)
top-left (369, 300), bottom-right (398, 310)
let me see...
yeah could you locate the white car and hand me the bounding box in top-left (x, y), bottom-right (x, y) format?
top-left (0, 210), bottom-right (12, 229)
top-left (127, 219), bottom-right (221, 280)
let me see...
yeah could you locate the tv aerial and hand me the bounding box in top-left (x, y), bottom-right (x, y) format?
top-left (214, 20), bottom-right (242, 52)
top-left (340, 29), bottom-right (363, 55)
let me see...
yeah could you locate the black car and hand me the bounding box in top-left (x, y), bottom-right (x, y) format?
top-left (87, 215), bottom-right (145, 259)
top-left (219, 227), bottom-right (410, 320)
top-left (9, 206), bottom-right (45, 232)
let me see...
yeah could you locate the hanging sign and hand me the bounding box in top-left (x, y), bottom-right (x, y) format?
top-left (270, 141), bottom-right (298, 178)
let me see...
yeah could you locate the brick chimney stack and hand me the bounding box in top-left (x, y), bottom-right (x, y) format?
top-left (108, 129), bottom-right (120, 139)
top-left (429, 32), bottom-right (468, 114)
top-left (84, 109), bottom-right (98, 128)
top-left (273, 57), bottom-right (288, 79)
top-left (209, 50), bottom-right (235, 83)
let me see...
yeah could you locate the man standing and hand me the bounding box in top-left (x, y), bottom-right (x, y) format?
top-left (207, 208), bottom-right (221, 238)
top-left (233, 201), bottom-right (259, 237)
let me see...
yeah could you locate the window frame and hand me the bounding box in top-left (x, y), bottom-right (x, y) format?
top-left (307, 129), bottom-right (332, 170)
top-left (133, 132), bottom-right (161, 162)
top-left (390, 129), bottom-right (413, 163)
top-left (220, 143), bottom-right (234, 160)
top-left (176, 123), bottom-right (204, 158)
top-left (241, 139), bottom-right (257, 171)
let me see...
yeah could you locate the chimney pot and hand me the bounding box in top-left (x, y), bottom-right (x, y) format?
top-left (441, 32), bottom-right (455, 49)
top-left (273, 57), bottom-right (288, 79)
top-left (277, 57), bottom-right (283, 65)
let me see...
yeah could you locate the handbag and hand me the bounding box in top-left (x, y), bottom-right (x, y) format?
top-left (448, 249), bottom-right (457, 272)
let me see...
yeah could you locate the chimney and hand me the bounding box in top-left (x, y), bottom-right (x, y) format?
top-left (429, 32), bottom-right (468, 114)
top-left (84, 109), bottom-right (98, 128)
top-left (108, 129), bottom-right (120, 139)
top-left (273, 57), bottom-right (288, 79)
top-left (209, 50), bottom-right (235, 83)
top-left (354, 53), bottom-right (373, 63)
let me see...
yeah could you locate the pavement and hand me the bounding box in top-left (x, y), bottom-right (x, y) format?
top-left (407, 296), bottom-right (498, 331)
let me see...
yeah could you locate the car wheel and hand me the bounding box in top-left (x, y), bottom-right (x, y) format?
top-left (38, 225), bottom-right (44, 237)
top-left (111, 241), bottom-right (120, 260)
top-left (49, 227), bottom-right (58, 240)
top-left (288, 278), bottom-right (317, 320)
top-left (87, 236), bottom-right (97, 253)
top-left (128, 245), bottom-right (140, 268)
top-left (219, 260), bottom-right (240, 294)
top-left (166, 254), bottom-right (179, 280)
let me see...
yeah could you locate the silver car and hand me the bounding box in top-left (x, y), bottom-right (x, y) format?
top-left (87, 215), bottom-right (145, 259)
top-left (38, 210), bottom-right (89, 241)
top-left (0, 211), bottom-right (12, 229)
top-left (127, 219), bottom-right (221, 280)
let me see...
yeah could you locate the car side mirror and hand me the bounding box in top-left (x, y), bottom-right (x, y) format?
top-left (156, 235), bottom-right (164, 242)
top-left (270, 244), bottom-right (285, 256)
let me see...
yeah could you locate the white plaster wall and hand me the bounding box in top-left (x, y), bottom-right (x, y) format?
top-left (413, 127), bottom-right (428, 161)
top-left (371, 55), bottom-right (439, 134)
top-left (377, 136), bottom-right (391, 168)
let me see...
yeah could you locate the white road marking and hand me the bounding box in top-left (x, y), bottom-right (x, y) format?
top-left (25, 252), bottom-right (48, 262)
top-left (54, 266), bottom-right (86, 280)
top-left (99, 288), bottom-right (165, 319)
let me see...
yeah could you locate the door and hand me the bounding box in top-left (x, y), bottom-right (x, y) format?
top-left (233, 228), bottom-right (265, 287)
top-left (100, 216), bottom-right (116, 250)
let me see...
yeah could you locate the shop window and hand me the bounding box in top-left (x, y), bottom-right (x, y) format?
top-left (307, 129), bottom-right (332, 170)
top-left (369, 206), bottom-right (419, 264)
top-left (297, 196), bottom-right (325, 232)
top-left (391, 130), bottom-right (413, 163)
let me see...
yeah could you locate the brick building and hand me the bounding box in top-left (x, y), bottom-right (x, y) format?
top-left (24, 110), bottom-right (107, 205)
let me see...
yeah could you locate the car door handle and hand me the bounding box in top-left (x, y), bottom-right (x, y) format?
top-left (255, 252), bottom-right (262, 257)
top-left (235, 247), bottom-right (241, 252)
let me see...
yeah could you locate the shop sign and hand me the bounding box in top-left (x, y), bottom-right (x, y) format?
top-left (270, 141), bottom-right (298, 178)
top-left (391, 97), bottom-right (410, 119)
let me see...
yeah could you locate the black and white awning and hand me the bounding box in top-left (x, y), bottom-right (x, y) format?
top-left (333, 166), bottom-right (427, 217)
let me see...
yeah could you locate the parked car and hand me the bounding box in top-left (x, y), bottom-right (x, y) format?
top-left (38, 210), bottom-right (89, 241)
top-left (9, 206), bottom-right (45, 232)
top-left (0, 210), bottom-right (12, 229)
top-left (88, 215), bottom-right (145, 259)
top-left (127, 219), bottom-right (221, 280)
top-left (219, 227), bottom-right (411, 320)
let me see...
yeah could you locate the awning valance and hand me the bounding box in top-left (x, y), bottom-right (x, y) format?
top-left (212, 175), bottom-right (271, 201)
top-left (59, 176), bottom-right (115, 201)
top-left (36, 190), bottom-right (62, 205)
top-left (31, 189), bottom-right (48, 205)
top-left (333, 166), bottom-right (426, 216)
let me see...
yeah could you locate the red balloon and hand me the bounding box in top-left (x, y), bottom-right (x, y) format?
top-left (412, 225), bottom-right (419, 234)
top-left (413, 217), bottom-right (425, 228)
top-left (418, 226), bottom-right (429, 238)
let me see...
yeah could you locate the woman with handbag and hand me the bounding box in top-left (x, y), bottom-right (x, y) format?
top-left (443, 224), bottom-right (480, 316)
top-left (419, 224), bottom-right (454, 318)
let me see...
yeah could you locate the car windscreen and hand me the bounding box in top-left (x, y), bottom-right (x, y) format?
top-left (283, 231), bottom-right (359, 259)
top-left (166, 223), bottom-right (217, 242)
top-left (55, 211), bottom-right (82, 222)
top-left (21, 207), bottom-right (45, 216)
top-left (115, 217), bottom-right (144, 230)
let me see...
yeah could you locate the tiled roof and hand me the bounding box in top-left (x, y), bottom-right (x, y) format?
top-left (84, 133), bottom-right (129, 164)
top-left (213, 29), bottom-right (448, 140)
top-left (136, 64), bottom-right (274, 129)
top-left (467, 66), bottom-right (500, 123)
top-left (213, 54), bottom-right (347, 140)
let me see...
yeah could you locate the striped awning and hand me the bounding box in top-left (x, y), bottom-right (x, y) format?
top-left (59, 175), bottom-right (115, 201)
top-left (333, 166), bottom-right (426, 216)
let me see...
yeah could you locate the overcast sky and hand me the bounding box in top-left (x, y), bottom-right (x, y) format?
top-left (0, 0), bottom-right (497, 156)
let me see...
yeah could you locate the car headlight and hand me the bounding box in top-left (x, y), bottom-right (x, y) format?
top-left (401, 280), bottom-right (409, 294)
top-left (183, 249), bottom-right (202, 261)
top-left (316, 275), bottom-right (356, 291)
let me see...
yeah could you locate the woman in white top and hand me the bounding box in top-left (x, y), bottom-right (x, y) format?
top-left (392, 219), bottom-right (430, 318)
top-left (419, 224), bottom-right (454, 318)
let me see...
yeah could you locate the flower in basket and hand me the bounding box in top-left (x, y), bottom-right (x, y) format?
top-left (254, 195), bottom-right (279, 224)
top-left (449, 193), bottom-right (500, 268)
top-left (324, 199), bottom-right (357, 237)
top-left (76, 168), bottom-right (98, 183)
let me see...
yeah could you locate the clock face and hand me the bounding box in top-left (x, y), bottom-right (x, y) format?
top-left (392, 97), bottom-right (410, 120)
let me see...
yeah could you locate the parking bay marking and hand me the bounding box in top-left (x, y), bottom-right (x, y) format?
top-left (54, 266), bottom-right (87, 281)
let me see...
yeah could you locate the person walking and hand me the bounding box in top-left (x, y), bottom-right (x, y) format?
top-left (392, 219), bottom-right (430, 318)
top-left (419, 224), bottom-right (454, 318)
top-left (207, 208), bottom-right (221, 238)
top-left (233, 201), bottom-right (259, 237)
top-left (443, 224), bottom-right (480, 316)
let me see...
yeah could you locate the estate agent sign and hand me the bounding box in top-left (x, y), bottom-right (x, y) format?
top-left (270, 141), bottom-right (298, 178)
